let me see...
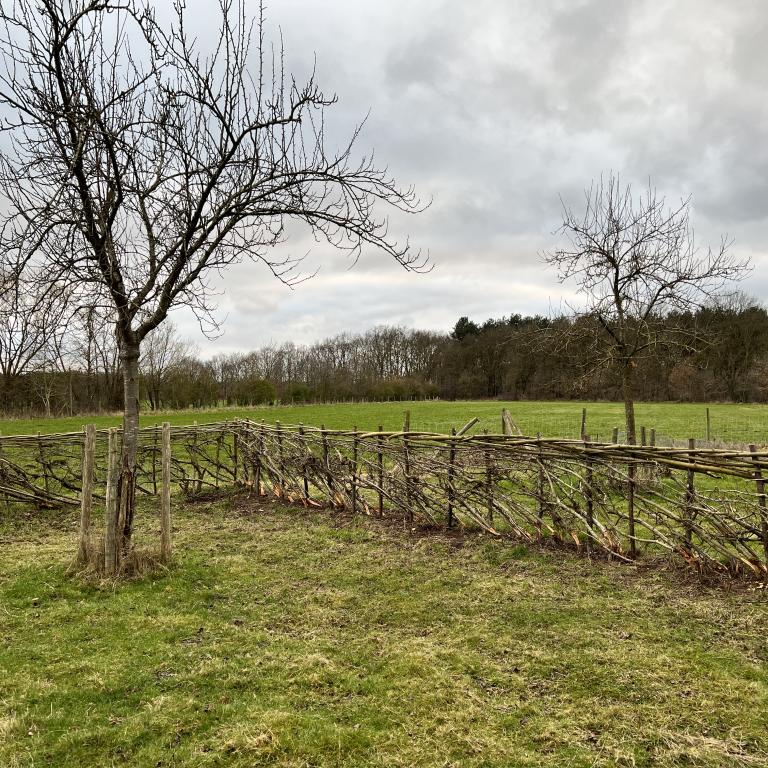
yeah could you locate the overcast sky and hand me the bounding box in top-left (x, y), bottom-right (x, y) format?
top-left (172, 0), bottom-right (768, 356)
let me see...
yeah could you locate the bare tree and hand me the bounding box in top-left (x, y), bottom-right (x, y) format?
top-left (140, 322), bottom-right (192, 410)
top-left (0, 268), bottom-right (68, 411)
top-left (0, 0), bottom-right (425, 551)
top-left (545, 174), bottom-right (748, 444)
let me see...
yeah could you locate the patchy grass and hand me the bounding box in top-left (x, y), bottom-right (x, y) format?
top-left (4, 399), bottom-right (768, 443)
top-left (1, 496), bottom-right (767, 767)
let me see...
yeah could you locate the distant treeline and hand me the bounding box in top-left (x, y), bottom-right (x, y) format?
top-left (2, 298), bottom-right (767, 415)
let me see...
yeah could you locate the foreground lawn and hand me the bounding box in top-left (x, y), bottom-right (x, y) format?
top-left (1, 497), bottom-right (767, 767)
top-left (3, 399), bottom-right (768, 443)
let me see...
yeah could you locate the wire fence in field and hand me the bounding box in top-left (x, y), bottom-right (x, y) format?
top-left (1, 418), bottom-right (768, 578)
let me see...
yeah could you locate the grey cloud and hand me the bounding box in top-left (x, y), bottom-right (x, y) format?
top-left (168, 0), bottom-right (768, 355)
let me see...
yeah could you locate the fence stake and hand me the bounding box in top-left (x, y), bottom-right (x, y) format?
top-left (254, 421), bottom-right (264, 495)
top-left (684, 437), bottom-right (696, 550)
top-left (152, 424), bottom-right (159, 495)
top-left (275, 421), bottom-right (284, 497)
top-left (484, 429), bottom-right (493, 524)
top-left (298, 424), bottom-right (309, 503)
top-left (537, 432), bottom-right (545, 538)
top-left (584, 433), bottom-right (593, 555)
top-left (37, 432), bottom-right (50, 497)
top-left (706, 408), bottom-right (711, 443)
top-left (377, 425), bottom-right (384, 517)
top-left (351, 427), bottom-right (359, 514)
top-left (160, 422), bottom-right (172, 564)
top-left (321, 424), bottom-right (333, 506)
top-left (77, 423), bottom-right (96, 563)
top-left (447, 427), bottom-right (456, 528)
top-left (104, 427), bottom-right (120, 575)
top-left (749, 444), bottom-right (768, 570)
top-left (403, 414), bottom-right (413, 526)
top-left (0, 431), bottom-right (9, 512)
top-left (580, 408), bottom-right (587, 440)
top-left (233, 423), bottom-right (239, 486)
top-left (612, 427), bottom-right (619, 444)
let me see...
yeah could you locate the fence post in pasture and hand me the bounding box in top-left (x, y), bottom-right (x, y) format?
top-left (377, 425), bottom-right (384, 518)
top-left (161, 422), bottom-right (172, 564)
top-left (484, 429), bottom-right (493, 525)
top-left (298, 424), bottom-right (310, 503)
top-left (706, 408), bottom-right (711, 443)
top-left (275, 421), bottom-right (285, 497)
top-left (403, 413), bottom-right (413, 526)
top-left (584, 434), bottom-right (594, 555)
top-left (0, 431), bottom-right (8, 512)
top-left (321, 424), bottom-right (333, 506)
top-left (502, 410), bottom-right (509, 436)
top-left (684, 437), bottom-right (696, 551)
top-left (650, 428), bottom-right (656, 447)
top-left (37, 432), bottom-right (50, 497)
top-left (447, 427), bottom-right (456, 528)
top-left (351, 427), bottom-right (358, 514)
top-left (104, 427), bottom-right (120, 575)
top-left (580, 408), bottom-right (587, 440)
top-left (77, 424), bottom-right (97, 563)
top-left (536, 432), bottom-right (546, 538)
top-left (233, 422), bottom-right (240, 486)
top-left (612, 427), bottom-right (619, 444)
top-left (253, 422), bottom-right (264, 495)
top-left (748, 444), bottom-right (768, 570)
top-left (627, 429), bottom-right (637, 558)
top-left (214, 429), bottom-right (223, 489)
top-left (641, 426), bottom-right (646, 447)
top-left (152, 424), bottom-right (159, 495)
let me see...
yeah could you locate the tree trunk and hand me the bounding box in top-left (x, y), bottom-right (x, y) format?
top-left (118, 338), bottom-right (141, 553)
top-left (622, 362), bottom-right (637, 446)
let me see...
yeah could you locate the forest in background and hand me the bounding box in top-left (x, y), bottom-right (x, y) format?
top-left (2, 293), bottom-right (767, 416)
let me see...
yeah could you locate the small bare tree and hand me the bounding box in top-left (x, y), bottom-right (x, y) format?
top-left (140, 322), bottom-right (191, 411)
top-left (546, 174), bottom-right (748, 444)
top-left (0, 0), bottom-right (425, 556)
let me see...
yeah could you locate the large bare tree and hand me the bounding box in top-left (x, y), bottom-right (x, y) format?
top-left (546, 174), bottom-right (748, 444)
top-left (0, 0), bottom-right (425, 551)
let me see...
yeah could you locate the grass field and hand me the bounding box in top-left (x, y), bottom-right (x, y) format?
top-left (1, 494), bottom-right (767, 767)
top-left (3, 399), bottom-right (768, 444)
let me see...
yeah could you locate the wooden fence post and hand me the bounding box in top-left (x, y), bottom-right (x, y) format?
top-left (706, 408), bottom-right (711, 443)
top-left (161, 422), bottom-right (172, 564)
top-left (37, 432), bottom-right (50, 497)
top-left (104, 427), bottom-right (120, 575)
top-left (447, 427), bottom-right (456, 528)
top-left (298, 424), bottom-right (310, 503)
top-left (77, 423), bottom-right (96, 563)
top-left (377, 425), bottom-right (384, 518)
top-left (580, 408), bottom-right (587, 440)
top-left (684, 437), bottom-right (696, 550)
top-left (152, 424), bottom-right (159, 495)
top-left (0, 431), bottom-right (8, 512)
top-left (275, 421), bottom-right (284, 496)
top-left (536, 432), bottom-right (545, 538)
top-left (749, 444), bottom-right (768, 570)
top-left (321, 424), bottom-right (333, 506)
top-left (484, 429), bottom-right (493, 524)
top-left (612, 427), bottom-right (619, 444)
top-left (403, 413), bottom-right (413, 526)
top-left (351, 427), bottom-right (358, 514)
top-left (583, 434), bottom-right (593, 555)
top-left (233, 422), bottom-right (240, 486)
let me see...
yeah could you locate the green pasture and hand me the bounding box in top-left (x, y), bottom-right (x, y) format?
top-left (3, 400), bottom-right (768, 444)
top-left (1, 494), bottom-right (767, 767)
